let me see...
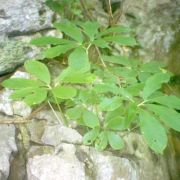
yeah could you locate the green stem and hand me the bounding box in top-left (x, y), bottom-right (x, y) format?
top-left (52, 92), bottom-right (68, 126)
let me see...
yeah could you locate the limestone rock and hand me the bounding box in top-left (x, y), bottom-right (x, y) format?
top-left (0, 0), bottom-right (54, 36)
top-left (41, 125), bottom-right (83, 146)
top-left (27, 144), bottom-right (85, 180)
top-left (0, 0), bottom-right (55, 75)
top-left (0, 125), bottom-right (17, 180)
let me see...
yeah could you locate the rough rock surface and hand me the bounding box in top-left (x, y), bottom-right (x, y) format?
top-left (119, 0), bottom-right (180, 69)
top-left (0, 125), bottom-right (17, 180)
top-left (0, 0), bottom-right (55, 75)
top-left (0, 0), bottom-right (53, 35)
top-left (41, 125), bottom-right (83, 145)
top-left (27, 144), bottom-right (85, 180)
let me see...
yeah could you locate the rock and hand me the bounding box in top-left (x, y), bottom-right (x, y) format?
top-left (75, 132), bottom-right (170, 180)
top-left (0, 36), bottom-right (41, 75)
top-left (27, 119), bottom-right (46, 143)
top-left (35, 109), bottom-right (63, 125)
top-left (120, 0), bottom-right (180, 65)
top-left (27, 144), bottom-right (85, 180)
top-left (0, 125), bottom-right (17, 180)
top-left (41, 125), bottom-right (83, 146)
top-left (0, 0), bottom-right (54, 36)
top-left (90, 151), bottom-right (138, 180)
top-left (0, 0), bottom-right (55, 75)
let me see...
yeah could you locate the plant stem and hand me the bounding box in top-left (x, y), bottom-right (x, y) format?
top-left (52, 92), bottom-right (68, 126)
top-left (95, 46), bottom-right (107, 68)
top-left (107, 0), bottom-right (114, 26)
top-left (47, 101), bottom-right (62, 125)
top-left (137, 100), bottom-right (149, 107)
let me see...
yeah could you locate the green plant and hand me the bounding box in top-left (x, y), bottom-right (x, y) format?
top-left (2, 20), bottom-right (180, 154)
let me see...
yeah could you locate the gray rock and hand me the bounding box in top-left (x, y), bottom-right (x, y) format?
top-left (0, 125), bottom-right (17, 180)
top-left (41, 125), bottom-right (83, 146)
top-left (0, 0), bottom-right (55, 75)
top-left (121, 0), bottom-right (180, 64)
top-left (0, 0), bottom-right (54, 36)
top-left (27, 144), bottom-right (85, 180)
top-left (91, 151), bottom-right (138, 180)
top-left (0, 36), bottom-right (41, 75)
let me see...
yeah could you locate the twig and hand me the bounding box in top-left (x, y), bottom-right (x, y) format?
top-left (95, 46), bottom-right (107, 68)
top-left (0, 118), bottom-right (31, 124)
top-left (0, 102), bottom-right (47, 124)
top-left (80, 0), bottom-right (94, 21)
top-left (107, 0), bottom-right (114, 26)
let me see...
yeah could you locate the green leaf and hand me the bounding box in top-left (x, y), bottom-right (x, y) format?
top-left (147, 104), bottom-right (180, 132)
top-left (2, 78), bottom-right (41, 89)
top-left (93, 83), bottom-right (119, 94)
top-left (108, 131), bottom-right (124, 150)
top-left (44, 44), bottom-right (76, 58)
top-left (30, 36), bottom-right (74, 46)
top-left (45, 0), bottom-right (63, 14)
top-left (82, 110), bottom-right (99, 128)
top-left (79, 21), bottom-right (100, 41)
top-left (141, 61), bottom-right (165, 73)
top-left (92, 39), bottom-right (109, 48)
top-left (138, 72), bottom-right (151, 82)
top-left (99, 96), bottom-right (122, 111)
top-left (66, 106), bottom-right (82, 120)
top-left (126, 83), bottom-right (144, 96)
top-left (54, 21), bottom-right (83, 43)
top-left (105, 116), bottom-right (126, 131)
top-left (95, 131), bottom-right (108, 151)
top-left (52, 86), bottom-right (77, 99)
top-left (10, 87), bottom-right (40, 100)
top-left (103, 55), bottom-right (139, 67)
top-left (23, 88), bottom-right (47, 106)
top-left (139, 110), bottom-right (168, 154)
top-left (83, 128), bottom-right (99, 145)
top-left (79, 90), bottom-right (100, 105)
top-left (59, 67), bottom-right (96, 84)
top-left (25, 60), bottom-right (51, 84)
top-left (117, 88), bottom-right (133, 101)
top-left (68, 47), bottom-right (90, 72)
top-left (125, 103), bottom-right (137, 127)
top-left (99, 26), bottom-right (132, 36)
top-left (149, 95), bottom-right (180, 110)
top-left (105, 108), bottom-right (126, 130)
top-left (143, 72), bottom-right (171, 100)
top-left (103, 35), bottom-right (137, 46)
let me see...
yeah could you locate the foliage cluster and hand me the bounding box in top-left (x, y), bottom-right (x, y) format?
top-left (2, 1), bottom-right (180, 154)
